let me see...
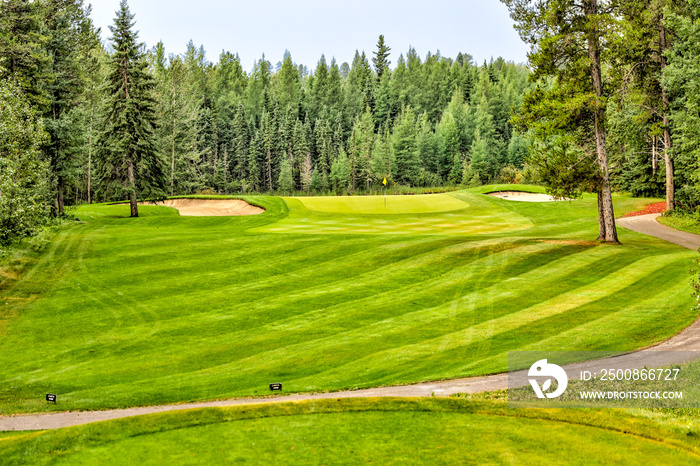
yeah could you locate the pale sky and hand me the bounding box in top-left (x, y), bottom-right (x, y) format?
top-left (88, 0), bottom-right (529, 73)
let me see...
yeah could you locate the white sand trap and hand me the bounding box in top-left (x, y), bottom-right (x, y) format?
top-left (143, 198), bottom-right (264, 216)
top-left (486, 191), bottom-right (569, 202)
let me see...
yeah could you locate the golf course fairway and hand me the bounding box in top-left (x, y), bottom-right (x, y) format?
top-left (0, 186), bottom-right (696, 415)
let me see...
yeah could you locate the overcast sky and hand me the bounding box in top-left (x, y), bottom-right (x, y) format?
top-left (88, 0), bottom-right (529, 73)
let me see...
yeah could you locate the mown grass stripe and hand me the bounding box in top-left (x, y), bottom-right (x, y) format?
top-left (284, 252), bottom-right (685, 387)
top-left (68, 245), bottom-right (636, 387)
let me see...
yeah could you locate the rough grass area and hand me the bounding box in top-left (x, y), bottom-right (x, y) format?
top-left (659, 214), bottom-right (700, 235)
top-left (0, 189), bottom-right (695, 414)
top-left (1, 398), bottom-right (699, 464)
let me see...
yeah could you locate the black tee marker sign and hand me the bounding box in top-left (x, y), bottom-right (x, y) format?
top-left (46, 394), bottom-right (57, 404)
top-left (269, 383), bottom-right (282, 391)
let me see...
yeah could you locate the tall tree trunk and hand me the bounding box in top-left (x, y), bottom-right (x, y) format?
top-left (57, 177), bottom-right (65, 216)
top-left (586, 0), bottom-right (618, 243)
top-left (171, 121), bottom-right (176, 197)
top-left (597, 186), bottom-right (606, 241)
top-left (267, 148), bottom-right (272, 191)
top-left (88, 106), bottom-right (93, 204)
top-left (659, 20), bottom-right (674, 211)
top-left (128, 159), bottom-right (138, 217)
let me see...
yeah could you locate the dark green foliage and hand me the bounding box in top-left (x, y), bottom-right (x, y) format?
top-left (41, 0), bottom-right (98, 214)
top-left (664, 0), bottom-right (700, 209)
top-left (138, 46), bottom-right (531, 196)
top-left (372, 34), bottom-right (391, 80)
top-left (96, 0), bottom-right (166, 216)
top-left (0, 79), bottom-right (51, 245)
top-left (2, 0), bottom-right (537, 208)
top-left (276, 50), bottom-right (300, 111)
top-left (392, 107), bottom-right (419, 185)
top-left (0, 0), bottom-right (48, 107)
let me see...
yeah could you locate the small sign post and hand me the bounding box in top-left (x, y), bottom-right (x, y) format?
top-left (46, 394), bottom-right (57, 404)
top-left (269, 383), bottom-right (282, 391)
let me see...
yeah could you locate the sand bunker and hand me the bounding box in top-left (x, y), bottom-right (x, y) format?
top-left (143, 198), bottom-right (264, 216)
top-left (487, 191), bottom-right (569, 202)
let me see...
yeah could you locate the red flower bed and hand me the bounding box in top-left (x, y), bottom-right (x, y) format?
top-left (624, 202), bottom-right (667, 217)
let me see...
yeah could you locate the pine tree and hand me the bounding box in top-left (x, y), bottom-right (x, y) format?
top-left (0, 0), bottom-right (48, 107)
top-left (437, 112), bottom-right (461, 181)
top-left (330, 147), bottom-right (351, 193)
top-left (663, 1), bottom-right (700, 207)
top-left (260, 109), bottom-right (276, 190)
top-left (276, 50), bottom-right (300, 111)
top-left (502, 0), bottom-right (620, 243)
top-left (247, 131), bottom-right (262, 191)
top-left (97, 0), bottom-right (165, 217)
top-left (351, 109), bottom-right (375, 190)
top-left (327, 59), bottom-right (343, 113)
top-left (372, 34), bottom-right (391, 80)
top-left (374, 72), bottom-right (396, 128)
top-left (300, 153), bottom-right (313, 192)
top-left (616, 0), bottom-right (679, 210)
top-left (231, 103), bottom-right (249, 181)
top-left (277, 154), bottom-right (294, 193)
top-left (449, 151), bottom-right (463, 185)
top-left (310, 167), bottom-right (322, 193)
top-left (392, 107), bottom-right (419, 185)
top-left (41, 0), bottom-right (99, 214)
top-left (470, 134), bottom-right (492, 182)
top-left (371, 128), bottom-right (393, 183)
top-left (312, 55), bottom-right (329, 117)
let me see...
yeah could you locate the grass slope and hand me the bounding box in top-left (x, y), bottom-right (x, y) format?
top-left (1, 399), bottom-right (699, 464)
top-left (0, 188), bottom-right (696, 414)
top-left (658, 215), bottom-right (700, 235)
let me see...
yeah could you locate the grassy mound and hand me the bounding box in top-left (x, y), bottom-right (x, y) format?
top-left (0, 188), bottom-right (696, 414)
top-left (1, 399), bottom-right (698, 464)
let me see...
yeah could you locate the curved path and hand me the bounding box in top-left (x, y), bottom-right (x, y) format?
top-left (617, 213), bottom-right (700, 250)
top-left (2, 214), bottom-right (700, 431)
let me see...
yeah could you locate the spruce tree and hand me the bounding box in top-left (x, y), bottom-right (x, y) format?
top-left (392, 107), bottom-right (419, 185)
top-left (276, 50), bottom-right (300, 111)
top-left (42, 0), bottom-right (98, 214)
top-left (97, 0), bottom-right (165, 217)
top-left (372, 35), bottom-right (391, 80)
top-left (277, 155), bottom-right (294, 193)
top-left (0, 0), bottom-right (48, 107)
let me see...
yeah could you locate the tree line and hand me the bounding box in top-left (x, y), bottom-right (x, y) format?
top-left (3, 0), bottom-right (700, 243)
top-left (502, 0), bottom-right (700, 242)
top-left (1, 0), bottom-right (531, 229)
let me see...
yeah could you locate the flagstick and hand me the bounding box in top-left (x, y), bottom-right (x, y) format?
top-left (382, 177), bottom-right (387, 207)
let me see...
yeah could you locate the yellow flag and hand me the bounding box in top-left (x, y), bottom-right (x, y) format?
top-left (382, 177), bottom-right (387, 186)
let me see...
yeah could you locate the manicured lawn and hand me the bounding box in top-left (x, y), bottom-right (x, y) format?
top-left (658, 215), bottom-right (700, 235)
top-left (292, 192), bottom-right (470, 214)
top-left (0, 187), bottom-right (696, 414)
top-left (1, 398), bottom-right (699, 464)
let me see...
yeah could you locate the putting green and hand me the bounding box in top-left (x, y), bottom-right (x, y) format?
top-left (292, 193), bottom-right (470, 214)
top-left (255, 192), bottom-right (533, 235)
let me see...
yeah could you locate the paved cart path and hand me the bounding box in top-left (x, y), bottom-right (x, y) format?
top-left (617, 213), bottom-right (700, 250)
top-left (2, 213), bottom-right (699, 431)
